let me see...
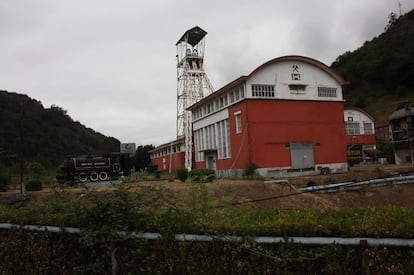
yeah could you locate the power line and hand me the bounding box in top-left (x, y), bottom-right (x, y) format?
top-left (213, 180), bottom-right (361, 209)
top-left (213, 173), bottom-right (414, 209)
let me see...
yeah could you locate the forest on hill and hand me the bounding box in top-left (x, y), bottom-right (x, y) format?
top-left (0, 90), bottom-right (120, 169)
top-left (331, 9), bottom-right (414, 122)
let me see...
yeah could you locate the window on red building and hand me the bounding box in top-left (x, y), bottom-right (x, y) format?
top-left (234, 111), bottom-right (242, 134)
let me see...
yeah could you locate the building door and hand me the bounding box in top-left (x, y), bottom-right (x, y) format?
top-left (205, 152), bottom-right (216, 170)
top-left (290, 142), bottom-right (314, 169)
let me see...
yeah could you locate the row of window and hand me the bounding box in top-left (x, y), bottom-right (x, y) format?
top-left (193, 84), bottom-right (339, 120)
top-left (392, 121), bottom-right (409, 131)
top-left (252, 84), bottom-right (275, 97)
top-left (153, 118), bottom-right (371, 161)
top-left (250, 84), bottom-right (338, 98)
top-left (345, 122), bottom-right (374, 135)
top-left (193, 86), bottom-right (245, 120)
top-left (150, 145), bottom-right (183, 158)
top-left (194, 119), bottom-right (231, 162)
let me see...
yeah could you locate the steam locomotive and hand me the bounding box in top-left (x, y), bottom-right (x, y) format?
top-left (57, 153), bottom-right (133, 184)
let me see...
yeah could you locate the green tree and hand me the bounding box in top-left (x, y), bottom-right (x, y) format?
top-left (176, 167), bottom-right (189, 182)
top-left (134, 144), bottom-right (155, 171)
top-left (28, 161), bottom-right (45, 179)
top-left (332, 9), bottom-right (414, 121)
top-left (385, 12), bottom-right (398, 31)
top-left (0, 166), bottom-right (10, 192)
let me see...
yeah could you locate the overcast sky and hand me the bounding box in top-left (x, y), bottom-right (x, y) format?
top-left (1, 0), bottom-right (413, 147)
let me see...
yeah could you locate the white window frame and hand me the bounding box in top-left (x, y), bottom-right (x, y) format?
top-left (234, 111), bottom-right (242, 134)
top-left (363, 122), bottom-right (373, 135)
top-left (251, 84), bottom-right (275, 97)
top-left (318, 86), bottom-right (337, 97)
top-left (346, 122), bottom-right (361, 135)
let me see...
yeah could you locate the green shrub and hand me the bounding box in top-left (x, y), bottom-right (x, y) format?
top-left (28, 162), bottom-right (45, 179)
top-left (176, 167), bottom-right (188, 182)
top-left (243, 163), bottom-right (259, 177)
top-left (0, 173), bottom-right (10, 192)
top-left (147, 165), bottom-right (158, 173)
top-left (189, 168), bottom-right (215, 183)
top-left (26, 179), bottom-right (42, 191)
top-left (154, 170), bottom-right (161, 179)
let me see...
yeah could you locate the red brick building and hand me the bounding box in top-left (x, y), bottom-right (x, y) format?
top-left (149, 138), bottom-right (185, 173)
top-left (188, 55), bottom-right (349, 177)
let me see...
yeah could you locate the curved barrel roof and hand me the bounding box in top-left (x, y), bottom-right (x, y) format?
top-left (189, 55), bottom-right (347, 110)
top-left (249, 55), bottom-right (348, 85)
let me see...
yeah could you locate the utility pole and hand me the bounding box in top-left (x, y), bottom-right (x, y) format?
top-left (18, 102), bottom-right (26, 195)
top-left (398, 1), bottom-right (402, 16)
top-left (407, 104), bottom-right (414, 164)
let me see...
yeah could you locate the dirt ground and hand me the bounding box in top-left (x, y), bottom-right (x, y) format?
top-left (2, 164), bottom-right (414, 210)
top-left (119, 165), bottom-right (414, 209)
top-left (130, 164), bottom-right (414, 210)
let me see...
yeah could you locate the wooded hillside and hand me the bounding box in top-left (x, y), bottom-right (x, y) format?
top-left (0, 90), bottom-right (119, 168)
top-left (332, 9), bottom-right (414, 122)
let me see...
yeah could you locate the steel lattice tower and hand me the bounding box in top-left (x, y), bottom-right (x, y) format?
top-left (176, 26), bottom-right (214, 170)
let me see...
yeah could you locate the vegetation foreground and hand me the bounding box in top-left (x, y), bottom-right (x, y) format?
top-left (1, 184), bottom-right (414, 273)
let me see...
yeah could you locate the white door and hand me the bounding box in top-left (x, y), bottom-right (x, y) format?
top-left (206, 152), bottom-right (216, 170)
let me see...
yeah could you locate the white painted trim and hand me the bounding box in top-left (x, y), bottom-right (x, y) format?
top-left (193, 109), bottom-right (228, 130)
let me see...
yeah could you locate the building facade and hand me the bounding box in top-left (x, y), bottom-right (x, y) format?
top-left (149, 138), bottom-right (185, 173)
top-left (388, 103), bottom-right (414, 164)
top-left (188, 56), bottom-right (349, 177)
top-left (344, 107), bottom-right (378, 164)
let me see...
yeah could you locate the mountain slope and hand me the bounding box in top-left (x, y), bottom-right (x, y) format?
top-left (0, 90), bottom-right (120, 168)
top-left (331, 9), bottom-right (414, 122)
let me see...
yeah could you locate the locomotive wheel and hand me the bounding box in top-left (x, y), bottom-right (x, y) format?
top-left (79, 172), bottom-right (88, 182)
top-left (89, 171), bottom-right (99, 182)
top-left (99, 171), bottom-right (109, 181)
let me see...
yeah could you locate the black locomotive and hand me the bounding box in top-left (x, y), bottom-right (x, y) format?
top-left (57, 152), bottom-right (133, 184)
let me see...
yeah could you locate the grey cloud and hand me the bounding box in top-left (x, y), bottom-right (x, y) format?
top-left (1, 0), bottom-right (413, 146)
